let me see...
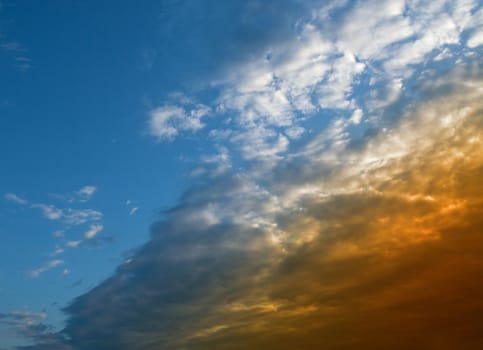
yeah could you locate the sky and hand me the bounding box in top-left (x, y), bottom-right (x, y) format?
top-left (0, 0), bottom-right (482, 349)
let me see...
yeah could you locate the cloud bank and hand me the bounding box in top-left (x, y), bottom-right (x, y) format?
top-left (15, 0), bottom-right (483, 349)
top-left (20, 60), bottom-right (483, 349)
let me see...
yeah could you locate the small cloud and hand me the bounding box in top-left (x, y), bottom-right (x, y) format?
top-left (126, 200), bottom-right (138, 216)
top-left (76, 186), bottom-right (97, 202)
top-left (66, 240), bottom-right (82, 248)
top-left (350, 108), bottom-right (364, 125)
top-left (32, 204), bottom-right (63, 220)
top-left (467, 29), bottom-right (483, 48)
top-left (52, 230), bottom-right (65, 238)
top-left (50, 248), bottom-right (64, 256)
top-left (84, 224), bottom-right (104, 240)
top-left (148, 104), bottom-right (210, 141)
top-left (29, 259), bottom-right (64, 278)
top-left (0, 310), bottom-right (47, 324)
top-left (63, 269), bottom-right (71, 276)
top-left (4, 193), bottom-right (28, 205)
top-left (1, 41), bottom-right (24, 52)
top-left (63, 208), bottom-right (102, 225)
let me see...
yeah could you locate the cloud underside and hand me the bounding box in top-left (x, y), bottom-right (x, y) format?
top-left (21, 63), bottom-right (483, 349)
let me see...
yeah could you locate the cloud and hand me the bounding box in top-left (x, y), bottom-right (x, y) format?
top-left (64, 225), bottom-right (111, 250)
top-left (151, 0), bottom-right (317, 87)
top-left (467, 28), bottom-right (483, 48)
top-left (29, 260), bottom-right (64, 278)
top-left (0, 311), bottom-right (47, 325)
top-left (65, 241), bottom-right (81, 248)
top-left (18, 2), bottom-right (483, 349)
top-left (63, 208), bottom-right (103, 225)
top-left (0, 311), bottom-right (70, 350)
top-left (150, 0), bottom-right (482, 162)
top-left (49, 186), bottom-right (98, 203)
top-left (83, 224), bottom-right (103, 240)
top-left (148, 104), bottom-right (210, 141)
top-left (30, 204), bottom-right (102, 225)
top-left (75, 186), bottom-right (97, 202)
top-left (21, 61), bottom-right (483, 349)
top-left (31, 204), bottom-right (63, 220)
top-left (52, 230), bottom-right (64, 238)
top-left (126, 200), bottom-right (139, 216)
top-left (0, 8), bottom-right (32, 72)
top-left (50, 248), bottom-right (64, 257)
top-left (4, 193), bottom-right (28, 205)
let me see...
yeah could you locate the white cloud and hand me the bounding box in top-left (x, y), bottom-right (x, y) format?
top-left (349, 109), bottom-right (364, 125)
top-left (66, 240), bottom-right (82, 248)
top-left (232, 127), bottom-right (289, 161)
top-left (148, 104), bottom-right (210, 140)
top-left (316, 51), bottom-right (365, 109)
top-left (467, 29), bottom-right (483, 48)
top-left (29, 259), bottom-right (64, 278)
top-left (32, 204), bottom-right (63, 220)
top-left (31, 204), bottom-right (102, 225)
top-left (176, 0), bottom-right (480, 163)
top-left (4, 193), bottom-right (28, 205)
top-left (50, 247), bottom-right (64, 256)
top-left (63, 208), bottom-right (103, 225)
top-left (76, 185), bottom-right (97, 202)
top-left (84, 224), bottom-right (104, 240)
top-left (336, 0), bottom-right (413, 60)
top-left (129, 207), bottom-right (138, 216)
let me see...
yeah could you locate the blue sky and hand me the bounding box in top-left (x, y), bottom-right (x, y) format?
top-left (1, 1), bottom-right (483, 349)
top-left (1, 1), bottom-right (195, 346)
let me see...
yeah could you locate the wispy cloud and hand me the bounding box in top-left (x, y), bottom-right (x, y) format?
top-left (62, 208), bottom-right (102, 225)
top-left (50, 247), bottom-right (64, 257)
top-left (49, 185), bottom-right (98, 203)
top-left (65, 241), bottom-right (81, 248)
top-left (52, 230), bottom-right (64, 238)
top-left (83, 224), bottom-right (103, 240)
top-left (75, 186), bottom-right (97, 202)
top-left (4, 193), bottom-right (28, 205)
top-left (0, 311), bottom-right (47, 325)
top-left (29, 260), bottom-right (64, 278)
top-left (0, 310), bottom-right (67, 350)
top-left (31, 204), bottom-right (102, 225)
top-left (31, 204), bottom-right (63, 220)
top-left (0, 39), bottom-right (31, 71)
top-left (126, 199), bottom-right (139, 216)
